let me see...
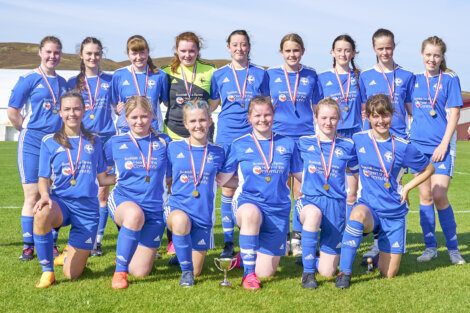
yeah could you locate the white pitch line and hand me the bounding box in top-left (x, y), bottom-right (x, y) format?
top-left (454, 171), bottom-right (470, 175)
top-left (409, 210), bottom-right (470, 213)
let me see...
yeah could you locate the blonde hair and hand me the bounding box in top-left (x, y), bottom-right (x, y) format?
top-left (314, 97), bottom-right (341, 120)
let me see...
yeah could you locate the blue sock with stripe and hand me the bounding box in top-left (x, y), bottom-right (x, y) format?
top-left (21, 215), bottom-right (34, 247)
top-left (173, 234), bottom-right (193, 272)
top-left (97, 206), bottom-right (109, 243)
top-left (419, 204), bottom-right (437, 248)
top-left (221, 195), bottom-right (234, 243)
top-left (115, 226), bottom-right (141, 273)
top-left (239, 234), bottom-right (259, 276)
top-left (437, 205), bottom-right (458, 251)
top-left (339, 220), bottom-right (364, 275)
top-left (346, 203), bottom-right (354, 222)
top-left (34, 231), bottom-right (53, 272)
top-left (51, 228), bottom-right (59, 245)
top-left (301, 229), bottom-right (318, 274)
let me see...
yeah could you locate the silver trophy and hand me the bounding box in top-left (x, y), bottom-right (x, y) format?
top-left (214, 257), bottom-right (237, 287)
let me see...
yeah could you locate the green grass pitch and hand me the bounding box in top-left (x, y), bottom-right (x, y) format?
top-left (0, 141), bottom-right (469, 312)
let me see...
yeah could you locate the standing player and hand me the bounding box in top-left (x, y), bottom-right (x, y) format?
top-left (7, 36), bottom-right (67, 261)
top-left (111, 35), bottom-right (168, 133)
top-left (219, 96), bottom-right (303, 290)
top-left (411, 36), bottom-right (465, 264)
top-left (165, 100), bottom-right (231, 287)
top-left (210, 30), bottom-right (270, 258)
top-left (318, 34), bottom-right (362, 218)
top-left (67, 37), bottom-right (116, 257)
top-left (32, 91), bottom-right (114, 288)
top-left (335, 94), bottom-right (434, 289)
top-left (358, 29), bottom-right (414, 261)
top-left (106, 96), bottom-right (170, 289)
top-left (267, 33), bottom-right (322, 262)
top-left (297, 98), bottom-right (358, 289)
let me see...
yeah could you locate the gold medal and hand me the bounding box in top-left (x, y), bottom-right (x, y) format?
top-left (192, 189), bottom-right (199, 198)
top-left (70, 179), bottom-right (77, 186)
top-left (265, 176), bottom-right (271, 183)
top-left (323, 183), bottom-right (330, 191)
top-left (429, 109), bottom-right (436, 117)
top-left (145, 175), bottom-right (150, 183)
top-left (384, 181), bottom-right (391, 189)
top-left (89, 114), bottom-right (95, 120)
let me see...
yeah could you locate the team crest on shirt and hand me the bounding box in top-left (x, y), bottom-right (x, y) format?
top-left (101, 82), bottom-right (110, 90)
top-left (84, 144), bottom-right (94, 154)
top-left (300, 77), bottom-right (309, 86)
top-left (334, 147), bottom-right (344, 158)
top-left (43, 102), bottom-right (51, 110)
top-left (308, 164), bottom-right (316, 174)
top-left (152, 141), bottom-right (160, 150)
top-left (124, 161), bottom-right (134, 170)
top-left (180, 174), bottom-right (189, 183)
top-left (276, 146), bottom-right (286, 155)
top-left (228, 95), bottom-right (235, 102)
top-left (415, 100), bottom-right (422, 108)
top-left (279, 94), bottom-right (287, 102)
top-left (433, 83), bottom-right (442, 91)
top-left (176, 97), bottom-right (185, 104)
top-left (351, 77), bottom-right (357, 86)
top-left (207, 153), bottom-right (214, 164)
top-left (147, 80), bottom-right (156, 88)
top-left (62, 167), bottom-right (72, 176)
top-left (252, 166), bottom-right (262, 175)
top-left (384, 151), bottom-right (393, 162)
top-left (395, 78), bottom-right (403, 87)
top-left (363, 169), bottom-right (371, 177)
top-left (247, 75), bottom-right (255, 84)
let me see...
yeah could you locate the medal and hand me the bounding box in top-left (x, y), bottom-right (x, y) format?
top-left (377, 63), bottom-right (396, 101)
top-left (181, 64), bottom-right (197, 99)
top-left (37, 66), bottom-right (61, 114)
top-left (316, 136), bottom-right (336, 193)
top-left (188, 138), bottom-right (208, 198)
top-left (251, 132), bottom-right (274, 183)
top-left (89, 114), bottom-right (95, 120)
top-left (131, 65), bottom-right (149, 96)
top-left (334, 68), bottom-right (351, 112)
top-left (425, 70), bottom-right (442, 119)
top-left (370, 131), bottom-right (396, 190)
top-left (231, 63), bottom-right (249, 108)
top-left (65, 135), bottom-right (83, 188)
top-left (128, 132), bottom-right (153, 183)
top-left (84, 74), bottom-right (100, 121)
top-left (283, 65), bottom-right (300, 109)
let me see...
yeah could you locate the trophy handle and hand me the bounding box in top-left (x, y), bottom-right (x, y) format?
top-left (228, 258), bottom-right (238, 271)
top-left (214, 258), bottom-right (223, 271)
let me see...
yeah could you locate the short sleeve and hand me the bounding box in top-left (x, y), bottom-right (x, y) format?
top-left (38, 139), bottom-right (53, 178)
top-left (259, 71), bottom-right (270, 96)
top-left (8, 76), bottom-right (31, 109)
top-left (104, 137), bottom-right (114, 167)
top-left (290, 143), bottom-right (303, 174)
top-left (403, 142), bottom-right (429, 173)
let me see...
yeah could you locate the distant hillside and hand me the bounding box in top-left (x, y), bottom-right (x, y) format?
top-left (0, 42), bottom-right (230, 71)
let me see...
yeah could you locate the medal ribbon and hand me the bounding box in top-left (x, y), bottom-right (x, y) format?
top-left (316, 136), bottom-right (336, 185)
top-left (370, 131), bottom-right (395, 184)
top-left (65, 135), bottom-right (83, 181)
top-left (231, 63), bottom-right (249, 104)
top-left (84, 74), bottom-right (101, 114)
top-left (188, 138), bottom-right (208, 188)
top-left (128, 132), bottom-right (153, 178)
top-left (283, 66), bottom-right (300, 106)
top-left (37, 66), bottom-right (60, 110)
top-left (251, 132), bottom-right (274, 175)
top-left (425, 70), bottom-right (442, 113)
top-left (377, 63), bottom-right (396, 100)
top-left (334, 68), bottom-right (351, 103)
top-left (131, 65), bottom-right (149, 96)
top-left (181, 64), bottom-right (198, 98)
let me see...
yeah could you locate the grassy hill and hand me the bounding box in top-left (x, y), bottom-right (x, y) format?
top-left (0, 42), bottom-right (230, 71)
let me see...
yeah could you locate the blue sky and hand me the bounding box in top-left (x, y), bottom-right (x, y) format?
top-left (1, 0), bottom-right (469, 90)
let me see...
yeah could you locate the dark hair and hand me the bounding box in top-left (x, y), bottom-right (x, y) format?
top-left (39, 36), bottom-right (62, 50)
top-left (54, 90), bottom-right (95, 148)
top-left (332, 34), bottom-right (360, 83)
top-left (365, 94), bottom-right (394, 117)
top-left (226, 29), bottom-right (251, 61)
top-left (248, 95), bottom-right (274, 116)
top-left (126, 35), bottom-right (158, 73)
top-left (170, 32), bottom-right (202, 73)
top-left (421, 36), bottom-right (450, 72)
top-left (314, 97), bottom-right (341, 120)
top-left (76, 37), bottom-right (103, 91)
top-left (372, 28), bottom-right (395, 63)
top-left (280, 33), bottom-right (305, 52)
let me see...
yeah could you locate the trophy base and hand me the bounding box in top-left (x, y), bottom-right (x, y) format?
top-left (219, 281), bottom-right (233, 287)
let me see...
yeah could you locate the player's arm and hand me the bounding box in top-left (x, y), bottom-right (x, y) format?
top-left (97, 171), bottom-right (116, 186)
top-left (7, 107), bottom-right (24, 131)
top-left (34, 177), bottom-right (52, 213)
top-left (432, 107), bottom-right (459, 162)
top-left (216, 172), bottom-right (235, 187)
top-left (291, 172), bottom-right (302, 182)
top-left (401, 163), bottom-right (434, 204)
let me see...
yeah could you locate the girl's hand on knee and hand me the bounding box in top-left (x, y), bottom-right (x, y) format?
top-left (33, 197), bottom-right (51, 214)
